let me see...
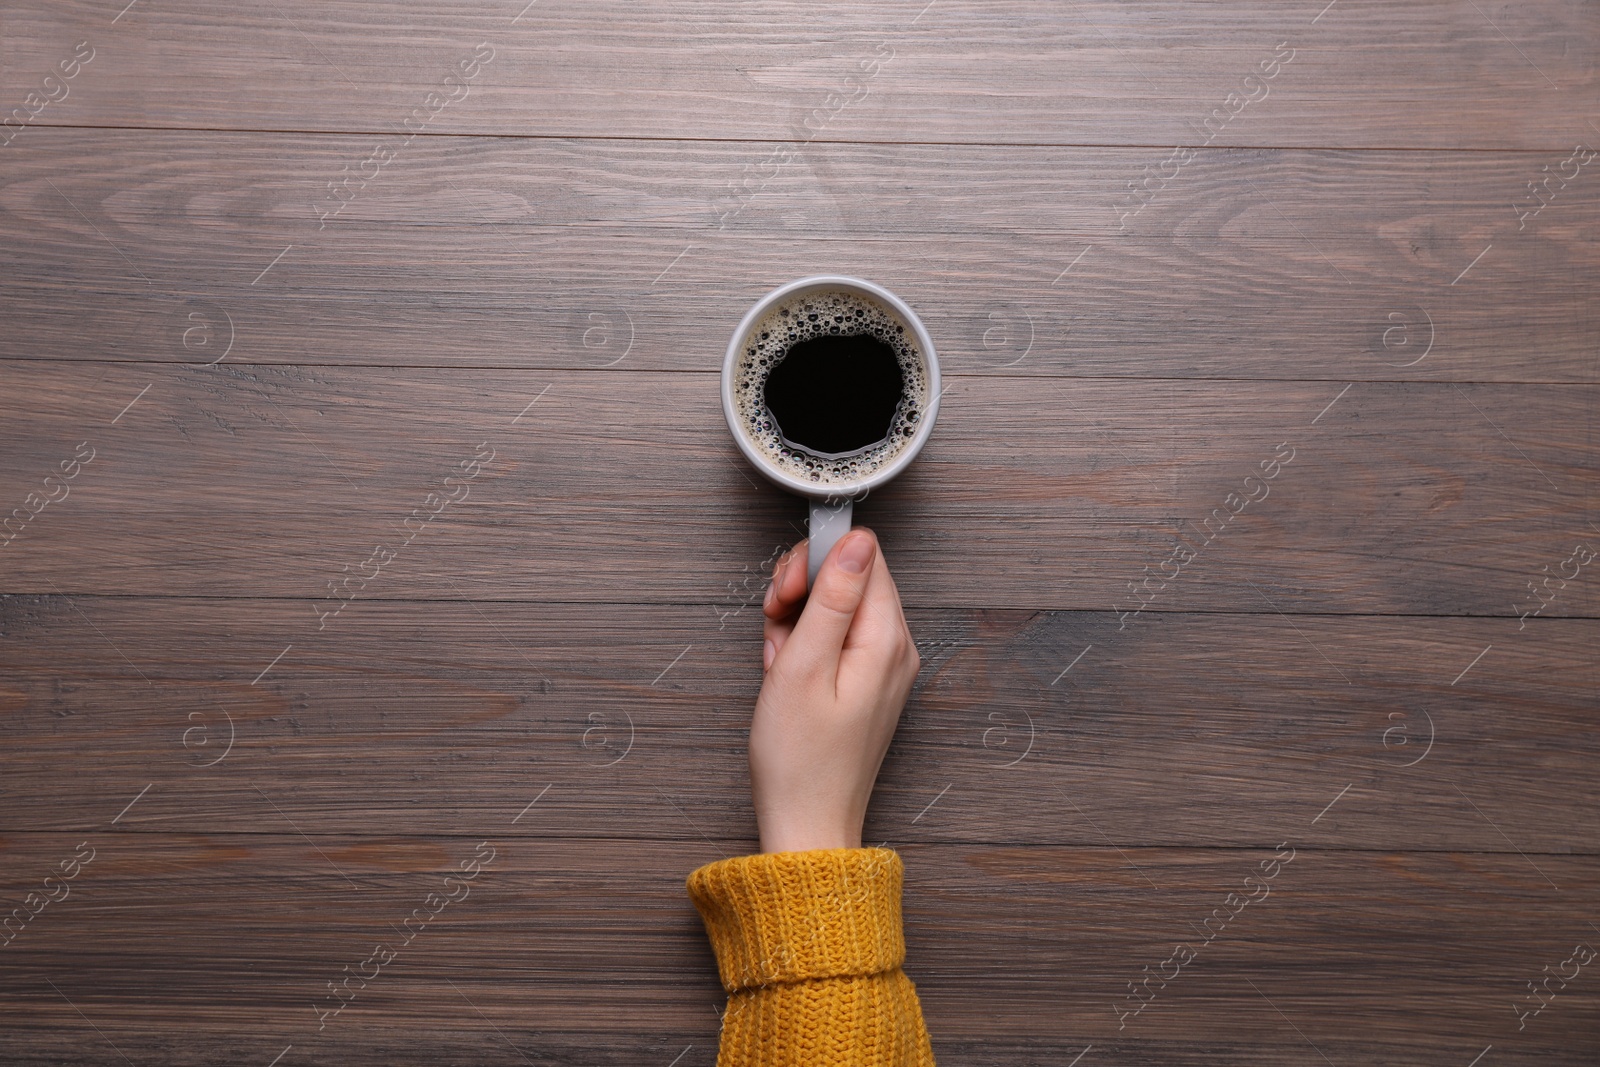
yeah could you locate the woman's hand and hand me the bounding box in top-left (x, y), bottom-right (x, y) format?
top-left (749, 527), bottom-right (921, 853)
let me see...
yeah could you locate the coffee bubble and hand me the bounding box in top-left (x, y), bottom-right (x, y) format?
top-left (733, 289), bottom-right (928, 486)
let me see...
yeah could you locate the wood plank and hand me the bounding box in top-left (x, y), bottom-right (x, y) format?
top-left (2, 130), bottom-right (1596, 380)
top-left (0, 835), bottom-right (1594, 1061)
top-left (0, 2), bottom-right (1591, 148)
top-left (7, 130), bottom-right (1598, 241)
top-left (2, 597), bottom-right (1594, 852)
top-left (0, 364), bottom-right (1594, 614)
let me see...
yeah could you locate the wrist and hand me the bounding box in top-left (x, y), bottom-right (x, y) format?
top-left (758, 818), bottom-right (862, 854)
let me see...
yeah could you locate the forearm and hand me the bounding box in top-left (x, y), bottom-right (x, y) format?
top-left (686, 847), bottom-right (936, 1067)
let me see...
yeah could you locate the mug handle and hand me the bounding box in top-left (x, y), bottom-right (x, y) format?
top-left (807, 496), bottom-right (854, 590)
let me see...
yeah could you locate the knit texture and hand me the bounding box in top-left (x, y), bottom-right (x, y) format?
top-left (686, 847), bottom-right (936, 1066)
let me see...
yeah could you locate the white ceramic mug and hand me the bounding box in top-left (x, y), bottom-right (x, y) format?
top-left (721, 274), bottom-right (940, 590)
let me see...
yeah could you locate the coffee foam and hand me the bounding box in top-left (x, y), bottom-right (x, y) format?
top-left (733, 289), bottom-right (928, 487)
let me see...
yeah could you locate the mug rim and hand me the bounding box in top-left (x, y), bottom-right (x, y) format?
top-left (721, 274), bottom-right (940, 500)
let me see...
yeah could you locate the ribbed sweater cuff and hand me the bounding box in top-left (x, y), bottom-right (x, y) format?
top-left (685, 847), bottom-right (906, 993)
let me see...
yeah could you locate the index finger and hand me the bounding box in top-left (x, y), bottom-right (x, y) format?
top-left (763, 538), bottom-right (810, 622)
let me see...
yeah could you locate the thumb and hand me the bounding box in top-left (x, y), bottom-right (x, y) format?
top-left (786, 528), bottom-right (877, 676)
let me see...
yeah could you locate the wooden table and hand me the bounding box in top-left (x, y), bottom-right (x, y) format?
top-left (2, 3), bottom-right (1596, 1063)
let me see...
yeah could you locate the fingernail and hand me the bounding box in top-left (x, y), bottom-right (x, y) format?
top-left (763, 638), bottom-right (776, 670)
top-left (763, 577), bottom-right (776, 608)
top-left (837, 531), bottom-right (874, 574)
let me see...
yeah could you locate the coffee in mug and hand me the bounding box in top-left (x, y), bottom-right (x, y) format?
top-left (722, 276), bottom-right (941, 590)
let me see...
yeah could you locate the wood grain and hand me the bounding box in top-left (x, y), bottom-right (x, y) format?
top-left (1, 131), bottom-right (1595, 380)
top-left (1, 2), bottom-right (1592, 148)
top-left (0, 836), bottom-right (1594, 1062)
top-left (0, 363), bottom-right (1593, 615)
top-left (0, 597), bottom-right (1595, 851)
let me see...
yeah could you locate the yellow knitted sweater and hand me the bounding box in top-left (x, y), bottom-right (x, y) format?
top-left (685, 847), bottom-right (937, 1066)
